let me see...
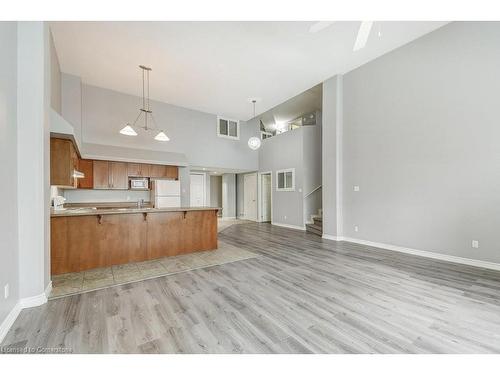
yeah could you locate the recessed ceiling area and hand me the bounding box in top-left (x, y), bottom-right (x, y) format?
top-left (50, 21), bottom-right (447, 120)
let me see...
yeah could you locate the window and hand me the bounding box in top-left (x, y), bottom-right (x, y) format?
top-left (276, 168), bottom-right (295, 191)
top-left (261, 131), bottom-right (273, 140)
top-left (217, 116), bottom-right (239, 140)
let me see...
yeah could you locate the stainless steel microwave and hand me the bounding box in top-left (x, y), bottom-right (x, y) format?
top-left (130, 178), bottom-right (149, 190)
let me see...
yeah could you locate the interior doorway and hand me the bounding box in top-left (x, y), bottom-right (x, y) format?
top-left (243, 173), bottom-right (258, 221)
top-left (190, 173), bottom-right (206, 207)
top-left (259, 172), bottom-right (272, 222)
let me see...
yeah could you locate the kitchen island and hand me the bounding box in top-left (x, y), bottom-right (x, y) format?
top-left (51, 206), bottom-right (219, 275)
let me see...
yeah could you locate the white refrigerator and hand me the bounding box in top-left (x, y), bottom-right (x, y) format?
top-left (151, 179), bottom-right (181, 208)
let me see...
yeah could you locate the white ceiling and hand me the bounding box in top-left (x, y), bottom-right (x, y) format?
top-left (50, 21), bottom-right (447, 121)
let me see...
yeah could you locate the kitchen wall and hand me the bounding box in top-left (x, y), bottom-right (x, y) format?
top-left (49, 29), bottom-right (61, 114)
top-left (61, 79), bottom-right (259, 171)
top-left (64, 189), bottom-right (150, 204)
top-left (0, 21), bottom-right (20, 338)
top-left (340, 21), bottom-right (500, 263)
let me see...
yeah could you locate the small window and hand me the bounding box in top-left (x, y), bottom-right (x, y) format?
top-left (261, 131), bottom-right (273, 140)
top-left (276, 168), bottom-right (295, 191)
top-left (217, 116), bottom-right (239, 140)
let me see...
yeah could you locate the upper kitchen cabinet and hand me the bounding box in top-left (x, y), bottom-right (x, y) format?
top-left (166, 166), bottom-right (179, 180)
top-left (150, 164), bottom-right (168, 178)
top-left (150, 164), bottom-right (178, 179)
top-left (77, 159), bottom-right (94, 189)
top-left (93, 160), bottom-right (128, 189)
top-left (50, 138), bottom-right (80, 188)
top-left (128, 163), bottom-right (150, 177)
top-left (109, 162), bottom-right (128, 189)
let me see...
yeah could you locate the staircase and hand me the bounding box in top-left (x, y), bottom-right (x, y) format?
top-left (306, 212), bottom-right (323, 236)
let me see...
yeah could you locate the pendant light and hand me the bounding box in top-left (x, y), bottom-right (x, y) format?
top-left (247, 99), bottom-right (261, 151)
top-left (119, 65), bottom-right (170, 141)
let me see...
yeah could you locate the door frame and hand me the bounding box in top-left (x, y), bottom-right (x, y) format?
top-left (258, 171), bottom-right (273, 223)
top-left (189, 172), bottom-right (206, 207)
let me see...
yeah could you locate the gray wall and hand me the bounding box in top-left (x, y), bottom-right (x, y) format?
top-left (0, 21), bottom-right (19, 331)
top-left (49, 29), bottom-right (61, 114)
top-left (259, 128), bottom-right (305, 228)
top-left (61, 73), bottom-right (82, 142)
top-left (222, 173), bottom-right (236, 218)
top-left (78, 83), bottom-right (259, 171)
top-left (341, 22), bottom-right (500, 263)
top-left (322, 76), bottom-right (342, 237)
top-left (210, 175), bottom-right (222, 208)
top-left (303, 116), bottom-right (323, 223)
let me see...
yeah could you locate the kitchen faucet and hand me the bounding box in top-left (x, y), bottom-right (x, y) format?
top-left (137, 199), bottom-right (145, 208)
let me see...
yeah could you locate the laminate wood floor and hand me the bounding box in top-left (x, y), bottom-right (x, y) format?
top-left (2, 222), bottom-right (500, 353)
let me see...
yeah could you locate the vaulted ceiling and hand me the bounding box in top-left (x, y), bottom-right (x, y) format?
top-left (50, 21), bottom-right (447, 120)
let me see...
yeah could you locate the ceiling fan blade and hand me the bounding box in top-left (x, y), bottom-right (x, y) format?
top-left (309, 21), bottom-right (336, 33)
top-left (353, 21), bottom-right (373, 51)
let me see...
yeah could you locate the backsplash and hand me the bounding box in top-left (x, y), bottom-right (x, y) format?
top-left (62, 189), bottom-right (150, 203)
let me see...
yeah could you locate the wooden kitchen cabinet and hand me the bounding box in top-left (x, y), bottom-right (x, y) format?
top-left (77, 159), bottom-right (94, 189)
top-left (166, 165), bottom-right (179, 180)
top-left (50, 138), bottom-right (78, 188)
top-left (93, 160), bottom-right (110, 189)
top-left (128, 163), bottom-right (150, 177)
top-left (149, 164), bottom-right (168, 178)
top-left (93, 160), bottom-right (128, 189)
top-left (109, 161), bottom-right (128, 189)
top-left (150, 164), bottom-right (178, 179)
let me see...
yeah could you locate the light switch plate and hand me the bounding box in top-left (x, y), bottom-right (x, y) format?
top-left (4, 284), bottom-right (9, 299)
top-left (472, 240), bottom-right (479, 249)
top-left (354, 185), bottom-right (360, 192)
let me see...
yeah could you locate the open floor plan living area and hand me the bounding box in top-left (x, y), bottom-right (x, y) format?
top-left (1, 4), bottom-right (500, 366)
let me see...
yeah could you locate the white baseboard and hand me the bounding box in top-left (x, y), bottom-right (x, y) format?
top-left (19, 281), bottom-right (52, 309)
top-left (322, 234), bottom-right (345, 241)
top-left (220, 216), bottom-right (237, 221)
top-left (272, 222), bottom-right (306, 231)
top-left (323, 235), bottom-right (500, 272)
top-left (0, 302), bottom-right (21, 344)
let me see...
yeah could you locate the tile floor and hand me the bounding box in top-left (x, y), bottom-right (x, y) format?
top-left (50, 239), bottom-right (259, 299)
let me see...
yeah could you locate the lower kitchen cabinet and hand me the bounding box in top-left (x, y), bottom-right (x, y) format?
top-left (50, 209), bottom-right (218, 275)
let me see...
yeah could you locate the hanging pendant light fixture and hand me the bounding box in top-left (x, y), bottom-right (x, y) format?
top-left (247, 99), bottom-right (261, 151)
top-left (119, 65), bottom-right (170, 141)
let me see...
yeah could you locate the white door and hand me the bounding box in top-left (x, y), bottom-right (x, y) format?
top-left (244, 173), bottom-right (257, 221)
top-left (190, 173), bottom-right (205, 207)
top-left (261, 174), bottom-right (271, 222)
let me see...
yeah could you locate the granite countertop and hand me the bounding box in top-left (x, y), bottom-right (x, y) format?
top-left (51, 206), bottom-right (221, 217)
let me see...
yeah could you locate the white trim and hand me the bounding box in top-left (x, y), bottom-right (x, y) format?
top-left (0, 302), bottom-right (21, 344)
top-left (276, 168), bottom-right (295, 191)
top-left (323, 236), bottom-right (500, 272)
top-left (322, 234), bottom-right (345, 241)
top-left (219, 216), bottom-right (236, 221)
top-left (0, 281), bottom-right (52, 343)
top-left (216, 116), bottom-right (240, 140)
top-left (272, 222), bottom-right (306, 231)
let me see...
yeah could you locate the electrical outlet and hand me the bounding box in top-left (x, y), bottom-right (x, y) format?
top-left (353, 185), bottom-right (360, 192)
top-left (284, 215), bottom-right (287, 220)
top-left (472, 240), bottom-right (479, 249)
top-left (4, 284), bottom-right (9, 299)
top-left (354, 225), bottom-right (359, 232)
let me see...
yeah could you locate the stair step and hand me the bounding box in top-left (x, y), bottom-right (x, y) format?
top-left (313, 217), bottom-right (322, 224)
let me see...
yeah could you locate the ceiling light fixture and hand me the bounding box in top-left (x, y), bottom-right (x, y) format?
top-left (247, 99), bottom-right (261, 151)
top-left (119, 65), bottom-right (170, 142)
